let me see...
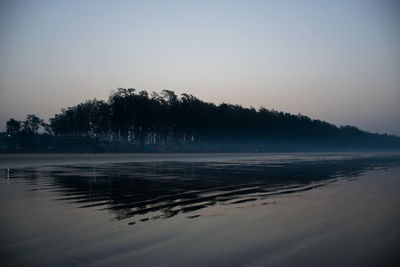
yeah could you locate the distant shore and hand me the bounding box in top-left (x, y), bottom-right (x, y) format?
top-left (1, 151), bottom-right (400, 169)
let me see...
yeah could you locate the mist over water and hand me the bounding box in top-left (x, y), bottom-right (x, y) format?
top-left (1, 2), bottom-right (400, 266)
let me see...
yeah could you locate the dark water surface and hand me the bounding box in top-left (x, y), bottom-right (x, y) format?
top-left (1, 153), bottom-right (399, 266)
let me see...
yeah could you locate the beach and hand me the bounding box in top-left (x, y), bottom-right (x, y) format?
top-left (1, 153), bottom-right (399, 266)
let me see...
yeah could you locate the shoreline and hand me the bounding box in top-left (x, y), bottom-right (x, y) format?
top-left (1, 151), bottom-right (400, 169)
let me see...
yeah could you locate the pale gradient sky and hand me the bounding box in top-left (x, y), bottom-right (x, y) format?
top-left (1, 0), bottom-right (399, 135)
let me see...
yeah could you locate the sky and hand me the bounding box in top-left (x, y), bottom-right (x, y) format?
top-left (1, 0), bottom-right (399, 135)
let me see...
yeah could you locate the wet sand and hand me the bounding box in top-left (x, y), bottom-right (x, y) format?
top-left (0, 153), bottom-right (399, 266)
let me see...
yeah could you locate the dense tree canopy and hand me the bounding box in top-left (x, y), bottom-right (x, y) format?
top-left (2, 88), bottom-right (400, 152)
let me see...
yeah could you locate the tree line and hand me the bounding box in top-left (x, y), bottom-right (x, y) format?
top-left (2, 88), bottom-right (400, 152)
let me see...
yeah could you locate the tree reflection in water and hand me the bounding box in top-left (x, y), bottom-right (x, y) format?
top-left (8, 155), bottom-right (400, 224)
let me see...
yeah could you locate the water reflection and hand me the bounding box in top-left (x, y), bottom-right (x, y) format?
top-left (5, 155), bottom-right (400, 224)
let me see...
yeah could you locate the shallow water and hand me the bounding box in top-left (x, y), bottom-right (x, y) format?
top-left (1, 153), bottom-right (399, 266)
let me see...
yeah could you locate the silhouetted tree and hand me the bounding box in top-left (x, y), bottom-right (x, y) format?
top-left (23, 114), bottom-right (43, 134)
top-left (6, 119), bottom-right (21, 135)
top-left (3, 88), bottom-right (399, 152)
